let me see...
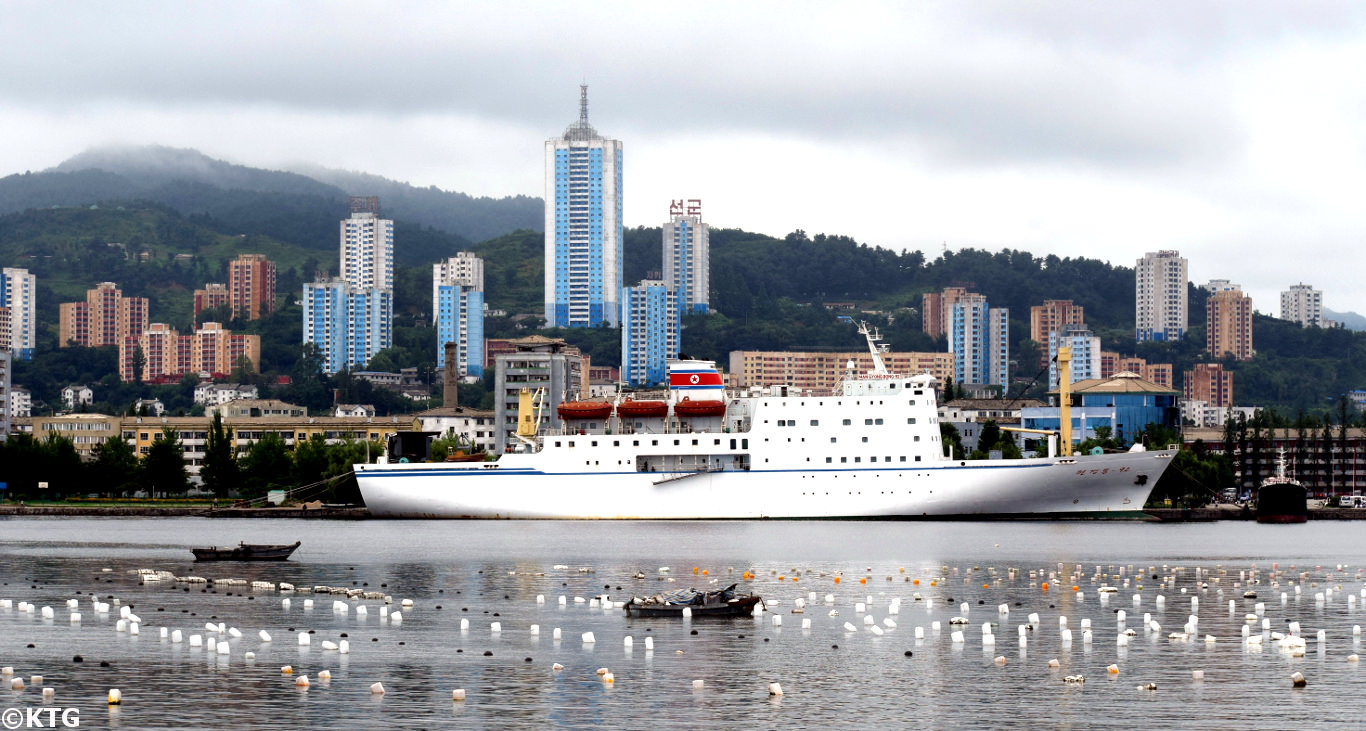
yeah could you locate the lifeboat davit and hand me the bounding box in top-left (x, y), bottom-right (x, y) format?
top-left (557, 401), bottom-right (613, 420)
top-left (616, 399), bottom-right (668, 418)
top-left (674, 397), bottom-right (726, 418)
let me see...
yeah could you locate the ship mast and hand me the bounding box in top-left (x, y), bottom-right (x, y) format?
top-left (858, 321), bottom-right (889, 376)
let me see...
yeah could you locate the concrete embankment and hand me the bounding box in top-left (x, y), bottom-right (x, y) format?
top-left (1145, 507), bottom-right (1366, 522)
top-left (0, 506), bottom-right (370, 519)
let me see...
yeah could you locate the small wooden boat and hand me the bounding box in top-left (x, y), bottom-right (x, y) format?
top-left (624, 583), bottom-right (762, 617)
top-left (674, 397), bottom-right (725, 418)
top-left (616, 399), bottom-right (668, 418)
top-left (556, 401), bottom-right (613, 420)
top-left (192, 541), bottom-right (301, 561)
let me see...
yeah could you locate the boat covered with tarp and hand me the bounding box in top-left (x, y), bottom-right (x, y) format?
top-left (624, 583), bottom-right (762, 616)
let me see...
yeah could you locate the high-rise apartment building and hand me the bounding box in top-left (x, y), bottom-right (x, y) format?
top-left (0, 351), bottom-right (10, 441)
top-left (435, 253), bottom-right (485, 378)
top-left (921, 286), bottom-right (969, 340)
top-left (1204, 279), bottom-right (1240, 293)
top-left (1135, 250), bottom-right (1188, 342)
top-left (340, 198), bottom-right (393, 292)
top-left (193, 283), bottom-right (231, 319)
top-left (59, 282), bottom-right (148, 348)
top-left (1206, 288), bottom-right (1254, 361)
top-left (1184, 362), bottom-right (1234, 408)
top-left (949, 294), bottom-right (1009, 387)
top-left (662, 200), bottom-right (709, 315)
top-left (1281, 283), bottom-right (1324, 328)
top-left (119, 322), bottom-right (259, 383)
top-left (0, 268), bottom-right (35, 360)
top-left (1029, 299), bottom-right (1085, 345)
top-left (621, 279), bottom-right (679, 387)
top-left (229, 254), bottom-right (277, 320)
top-left (432, 253), bottom-right (484, 322)
top-left (1048, 325), bottom-right (1102, 389)
top-left (303, 198), bottom-right (394, 374)
top-left (544, 86), bottom-right (623, 328)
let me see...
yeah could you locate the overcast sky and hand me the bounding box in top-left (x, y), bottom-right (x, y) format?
top-left (4, 2), bottom-right (1364, 314)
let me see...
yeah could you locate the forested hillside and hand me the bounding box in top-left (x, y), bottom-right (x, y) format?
top-left (2, 149), bottom-right (1364, 419)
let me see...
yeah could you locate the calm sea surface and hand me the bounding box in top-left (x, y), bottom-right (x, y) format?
top-left (2, 518), bottom-right (1365, 729)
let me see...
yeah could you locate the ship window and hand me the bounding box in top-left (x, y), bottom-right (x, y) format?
top-left (900, 456), bottom-right (907, 462)
top-left (908, 418), bottom-right (917, 424)
top-left (826, 457), bottom-right (832, 463)
top-left (909, 400), bottom-right (916, 405)
top-left (841, 457), bottom-right (848, 463)
top-left (914, 391), bottom-right (923, 396)
top-left (890, 383), bottom-right (897, 389)
top-left (854, 457), bottom-right (861, 463)
top-left (555, 441), bottom-right (561, 447)
top-left (692, 439), bottom-right (698, 446)
top-left (592, 441), bottom-right (598, 447)
top-left (830, 437), bottom-right (837, 443)
top-left (614, 441), bottom-right (619, 446)
top-left (674, 440), bottom-right (680, 446)
top-left (714, 439), bottom-right (720, 445)
top-left (862, 437), bottom-right (868, 443)
top-left (633, 440), bottom-right (639, 446)
top-left (864, 419), bottom-right (873, 425)
top-left (652, 440), bottom-right (658, 446)
top-left (730, 439), bottom-right (737, 449)
top-left (810, 420), bottom-right (819, 426)
top-left (870, 456), bottom-right (876, 462)
top-left (886, 456), bottom-right (891, 462)
top-left (843, 419), bottom-right (851, 426)
top-left (875, 419), bottom-right (884, 425)
top-left (915, 456), bottom-right (922, 462)
top-left (743, 439), bottom-right (749, 449)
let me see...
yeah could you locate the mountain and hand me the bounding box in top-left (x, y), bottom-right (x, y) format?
top-left (0, 145), bottom-right (539, 246)
top-left (291, 164), bottom-right (542, 245)
top-left (54, 146), bottom-right (341, 197)
top-left (1325, 309), bottom-right (1366, 332)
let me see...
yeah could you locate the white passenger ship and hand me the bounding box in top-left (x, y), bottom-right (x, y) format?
top-left (356, 326), bottom-right (1175, 519)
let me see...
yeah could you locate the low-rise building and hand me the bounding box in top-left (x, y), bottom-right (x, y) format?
top-left (193, 383), bottom-right (260, 406)
top-left (411, 406), bottom-right (497, 453)
top-left (334, 404), bottom-right (376, 418)
top-left (1022, 371), bottom-right (1180, 448)
top-left (206, 399), bottom-right (307, 419)
top-left (1184, 426), bottom-right (1366, 496)
top-left (133, 398), bottom-right (166, 417)
top-left (62, 385), bottom-right (94, 411)
top-left (728, 350), bottom-right (953, 393)
top-left (10, 385), bottom-right (31, 419)
top-left (30, 413), bottom-right (120, 458)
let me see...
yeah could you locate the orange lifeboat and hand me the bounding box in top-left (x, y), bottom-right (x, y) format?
top-left (674, 397), bottom-right (726, 418)
top-left (557, 401), bottom-right (613, 420)
top-left (616, 399), bottom-right (668, 418)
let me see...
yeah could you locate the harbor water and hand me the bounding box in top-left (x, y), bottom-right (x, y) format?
top-left (2, 517), bottom-right (1365, 728)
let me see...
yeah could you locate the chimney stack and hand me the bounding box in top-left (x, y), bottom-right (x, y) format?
top-left (443, 342), bottom-right (459, 409)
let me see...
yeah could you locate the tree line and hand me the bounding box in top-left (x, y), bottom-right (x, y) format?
top-left (0, 413), bottom-right (374, 503)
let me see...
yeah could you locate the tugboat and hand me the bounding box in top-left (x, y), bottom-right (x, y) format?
top-left (1256, 450), bottom-right (1307, 524)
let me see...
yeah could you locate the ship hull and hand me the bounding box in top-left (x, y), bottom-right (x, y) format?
top-left (355, 449), bottom-right (1174, 520)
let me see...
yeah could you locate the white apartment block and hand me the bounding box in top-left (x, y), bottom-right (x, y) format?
top-left (1280, 283), bottom-right (1324, 328)
top-left (193, 383), bottom-right (260, 407)
top-left (340, 204), bottom-right (394, 291)
top-left (0, 267), bottom-right (36, 359)
top-left (1135, 250), bottom-right (1188, 342)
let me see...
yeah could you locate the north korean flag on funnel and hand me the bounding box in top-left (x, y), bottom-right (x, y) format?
top-left (668, 369), bottom-right (723, 390)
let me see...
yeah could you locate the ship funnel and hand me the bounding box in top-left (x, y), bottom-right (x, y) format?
top-left (667, 360), bottom-right (723, 402)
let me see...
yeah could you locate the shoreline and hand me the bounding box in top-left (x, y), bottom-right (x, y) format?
top-left (0, 505), bottom-right (370, 518)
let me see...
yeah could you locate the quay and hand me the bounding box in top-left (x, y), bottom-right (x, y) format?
top-left (0, 505), bottom-right (370, 519)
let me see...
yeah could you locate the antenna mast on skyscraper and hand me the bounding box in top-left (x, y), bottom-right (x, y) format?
top-left (579, 84), bottom-right (589, 124)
